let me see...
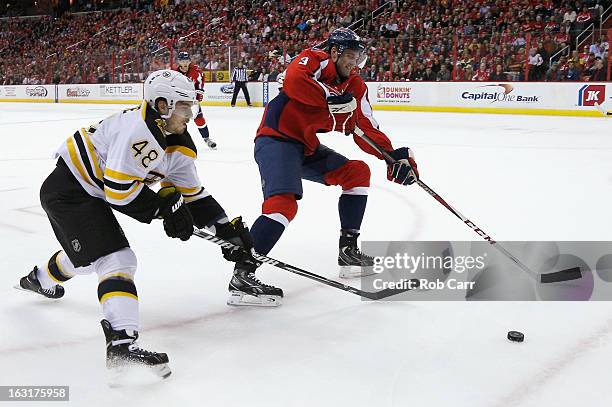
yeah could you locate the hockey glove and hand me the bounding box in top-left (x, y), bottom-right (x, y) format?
top-left (215, 216), bottom-right (257, 263)
top-left (387, 148), bottom-right (419, 185)
top-left (157, 186), bottom-right (194, 241)
top-left (327, 92), bottom-right (358, 135)
top-left (327, 92), bottom-right (357, 114)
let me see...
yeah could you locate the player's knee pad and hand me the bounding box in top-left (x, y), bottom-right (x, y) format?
top-left (194, 115), bottom-right (206, 127)
top-left (95, 248), bottom-right (138, 304)
top-left (325, 160), bottom-right (370, 190)
top-left (262, 193), bottom-right (298, 223)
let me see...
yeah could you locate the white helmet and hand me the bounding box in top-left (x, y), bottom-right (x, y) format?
top-left (144, 69), bottom-right (197, 119)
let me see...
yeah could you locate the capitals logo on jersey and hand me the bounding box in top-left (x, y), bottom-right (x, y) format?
top-left (578, 84), bottom-right (606, 106)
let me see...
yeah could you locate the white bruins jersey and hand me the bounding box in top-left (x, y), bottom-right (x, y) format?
top-left (55, 101), bottom-right (208, 209)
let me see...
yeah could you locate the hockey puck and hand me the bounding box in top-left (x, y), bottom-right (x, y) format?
top-left (507, 331), bottom-right (524, 342)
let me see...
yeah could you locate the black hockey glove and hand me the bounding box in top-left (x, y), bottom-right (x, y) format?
top-left (386, 147), bottom-right (419, 185)
top-left (215, 216), bottom-right (258, 263)
top-left (157, 186), bottom-right (194, 241)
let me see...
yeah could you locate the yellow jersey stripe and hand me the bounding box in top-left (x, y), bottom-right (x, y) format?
top-left (158, 182), bottom-right (201, 195)
top-left (104, 181), bottom-right (142, 201)
top-left (174, 185), bottom-right (201, 194)
top-left (99, 292), bottom-right (138, 303)
top-left (66, 137), bottom-right (93, 187)
top-left (80, 128), bottom-right (103, 180)
top-left (140, 100), bottom-right (147, 120)
top-left (166, 145), bottom-right (196, 159)
top-left (104, 168), bottom-right (143, 182)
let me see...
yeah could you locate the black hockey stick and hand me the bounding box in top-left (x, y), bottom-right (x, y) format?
top-left (352, 127), bottom-right (582, 284)
top-left (192, 227), bottom-right (419, 300)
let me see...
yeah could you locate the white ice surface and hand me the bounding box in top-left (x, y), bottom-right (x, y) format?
top-left (1, 103), bottom-right (612, 407)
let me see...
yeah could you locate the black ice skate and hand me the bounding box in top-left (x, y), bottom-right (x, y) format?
top-left (338, 230), bottom-right (375, 279)
top-left (15, 266), bottom-right (64, 299)
top-left (204, 137), bottom-right (217, 149)
top-left (228, 261), bottom-right (283, 307)
top-left (101, 319), bottom-right (171, 379)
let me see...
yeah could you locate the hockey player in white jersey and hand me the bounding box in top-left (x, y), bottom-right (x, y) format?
top-left (16, 70), bottom-right (255, 378)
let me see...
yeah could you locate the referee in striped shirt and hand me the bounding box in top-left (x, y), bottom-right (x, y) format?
top-left (230, 61), bottom-right (252, 107)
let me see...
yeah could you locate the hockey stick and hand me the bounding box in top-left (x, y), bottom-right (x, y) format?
top-left (192, 227), bottom-right (419, 300)
top-left (594, 102), bottom-right (612, 116)
top-left (352, 127), bottom-right (582, 284)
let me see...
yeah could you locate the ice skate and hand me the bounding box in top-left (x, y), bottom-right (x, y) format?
top-left (15, 266), bottom-right (64, 299)
top-left (101, 319), bottom-right (171, 379)
top-left (227, 261), bottom-right (283, 307)
top-left (338, 230), bottom-right (375, 278)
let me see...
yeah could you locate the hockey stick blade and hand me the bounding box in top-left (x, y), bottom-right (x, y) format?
top-left (192, 228), bottom-right (419, 300)
top-left (539, 266), bottom-right (582, 283)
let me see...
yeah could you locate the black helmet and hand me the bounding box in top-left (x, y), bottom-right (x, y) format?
top-left (177, 51), bottom-right (190, 62)
top-left (326, 28), bottom-right (367, 68)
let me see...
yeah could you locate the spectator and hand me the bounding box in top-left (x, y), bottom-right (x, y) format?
top-left (464, 64), bottom-right (475, 81)
top-left (490, 64), bottom-right (507, 81)
top-left (545, 62), bottom-right (561, 81)
top-left (436, 64), bottom-right (451, 81)
top-left (563, 7), bottom-right (577, 24)
top-left (566, 61), bottom-right (581, 81)
top-left (473, 62), bottom-right (490, 81)
top-left (96, 66), bottom-right (110, 83)
top-left (422, 66), bottom-right (436, 81)
top-left (589, 41), bottom-right (604, 59)
top-left (588, 57), bottom-right (607, 81)
top-left (267, 65), bottom-right (280, 82)
top-left (528, 48), bottom-right (544, 80)
top-left (575, 6), bottom-right (591, 31)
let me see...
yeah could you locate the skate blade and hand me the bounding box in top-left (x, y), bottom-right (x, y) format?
top-left (151, 363), bottom-right (172, 379)
top-left (107, 362), bottom-right (171, 387)
top-left (13, 284), bottom-right (59, 299)
top-left (227, 291), bottom-right (282, 307)
top-left (339, 265), bottom-right (376, 279)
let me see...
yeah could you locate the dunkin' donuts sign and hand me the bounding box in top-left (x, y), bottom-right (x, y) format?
top-left (376, 84), bottom-right (411, 103)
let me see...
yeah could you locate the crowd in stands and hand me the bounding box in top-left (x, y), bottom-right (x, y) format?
top-left (358, 0), bottom-right (611, 82)
top-left (0, 0), bottom-right (610, 85)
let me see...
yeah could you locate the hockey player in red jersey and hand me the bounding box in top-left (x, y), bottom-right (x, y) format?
top-left (226, 28), bottom-right (419, 306)
top-left (175, 51), bottom-right (217, 149)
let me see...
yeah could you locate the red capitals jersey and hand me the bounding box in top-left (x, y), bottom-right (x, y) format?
top-left (257, 48), bottom-right (393, 158)
top-left (174, 64), bottom-right (204, 91)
